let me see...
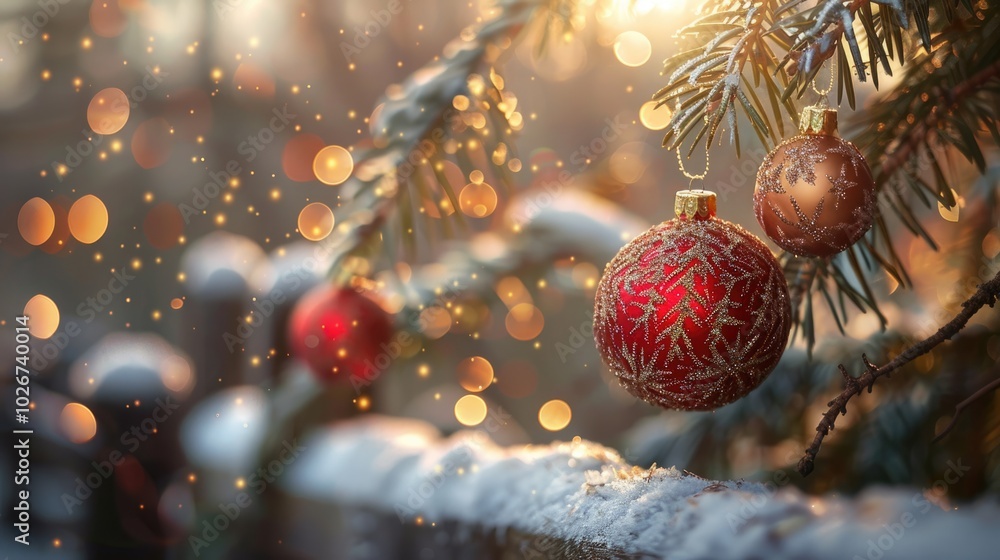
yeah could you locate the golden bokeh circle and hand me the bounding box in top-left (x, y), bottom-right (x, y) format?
top-left (68, 195), bottom-right (109, 244)
top-left (457, 356), bottom-right (494, 392)
top-left (24, 294), bottom-right (60, 339)
top-left (459, 182), bottom-right (498, 218)
top-left (538, 399), bottom-right (572, 431)
top-left (614, 31), bottom-right (652, 67)
top-left (313, 146), bottom-right (354, 186)
top-left (60, 403), bottom-right (98, 444)
top-left (297, 202), bottom-right (335, 241)
top-left (639, 100), bottom-right (672, 131)
top-left (88, 88), bottom-right (130, 135)
top-left (18, 198), bottom-right (55, 246)
top-left (505, 303), bottom-right (544, 341)
top-left (454, 394), bottom-right (488, 426)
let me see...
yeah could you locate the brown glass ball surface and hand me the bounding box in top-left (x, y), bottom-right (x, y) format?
top-left (753, 133), bottom-right (875, 258)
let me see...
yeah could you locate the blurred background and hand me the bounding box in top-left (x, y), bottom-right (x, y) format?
top-left (0, 0), bottom-right (998, 558)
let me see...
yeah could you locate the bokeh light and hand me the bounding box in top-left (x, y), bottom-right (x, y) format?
top-left (459, 182), bottom-right (498, 217)
top-left (457, 356), bottom-right (494, 392)
top-left (454, 394), bottom-right (488, 426)
top-left (297, 202), bottom-right (335, 241)
top-left (613, 31), bottom-right (652, 67)
top-left (505, 303), bottom-right (544, 341)
top-left (24, 294), bottom-right (60, 339)
top-left (131, 117), bottom-right (172, 169)
top-left (313, 145), bottom-right (354, 185)
top-left (89, 0), bottom-right (127, 38)
top-left (143, 203), bottom-right (184, 250)
top-left (609, 142), bottom-right (650, 184)
top-left (60, 403), bottom-right (98, 444)
top-left (538, 399), bottom-right (572, 431)
top-left (88, 88), bottom-right (130, 135)
top-left (233, 62), bottom-right (276, 98)
top-left (419, 306), bottom-right (452, 339)
top-left (18, 198), bottom-right (55, 246)
top-left (68, 195), bottom-right (109, 244)
top-left (639, 100), bottom-right (672, 130)
top-left (283, 133), bottom-right (325, 182)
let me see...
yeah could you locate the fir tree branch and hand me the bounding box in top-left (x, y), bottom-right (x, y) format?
top-left (878, 57), bottom-right (1000, 182)
top-left (798, 269), bottom-right (1000, 476)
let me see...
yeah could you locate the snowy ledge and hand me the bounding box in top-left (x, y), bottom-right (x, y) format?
top-left (284, 416), bottom-right (1000, 559)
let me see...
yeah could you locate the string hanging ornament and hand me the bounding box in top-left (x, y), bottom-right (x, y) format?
top-left (753, 58), bottom-right (877, 258)
top-left (592, 105), bottom-right (791, 411)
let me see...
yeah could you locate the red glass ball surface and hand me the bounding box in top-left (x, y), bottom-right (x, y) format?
top-left (594, 213), bottom-right (791, 410)
top-left (287, 285), bottom-right (395, 382)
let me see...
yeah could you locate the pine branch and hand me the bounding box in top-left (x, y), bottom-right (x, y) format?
top-left (878, 57), bottom-right (1000, 183)
top-left (326, 0), bottom-right (559, 274)
top-left (798, 269), bottom-right (1000, 476)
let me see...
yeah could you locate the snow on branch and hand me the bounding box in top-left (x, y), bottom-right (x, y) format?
top-left (284, 415), bottom-right (1000, 559)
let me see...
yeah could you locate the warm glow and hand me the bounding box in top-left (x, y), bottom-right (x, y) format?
top-left (87, 88), bottom-right (130, 135)
top-left (457, 356), bottom-right (494, 392)
top-left (68, 195), bottom-right (109, 244)
top-left (538, 399), bottom-right (572, 431)
top-left (640, 100), bottom-right (671, 130)
top-left (18, 198), bottom-right (56, 246)
top-left (313, 145), bottom-right (354, 185)
top-left (297, 203), bottom-right (335, 241)
top-left (613, 31), bottom-right (652, 67)
top-left (454, 395), bottom-right (488, 426)
top-left (24, 294), bottom-right (60, 339)
top-left (60, 403), bottom-right (98, 443)
top-left (505, 303), bottom-right (545, 341)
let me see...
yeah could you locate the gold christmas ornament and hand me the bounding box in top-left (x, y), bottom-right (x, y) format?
top-left (753, 105), bottom-right (876, 258)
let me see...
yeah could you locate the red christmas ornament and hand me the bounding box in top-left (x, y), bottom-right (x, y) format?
top-left (594, 190), bottom-right (791, 411)
top-left (287, 284), bottom-right (395, 382)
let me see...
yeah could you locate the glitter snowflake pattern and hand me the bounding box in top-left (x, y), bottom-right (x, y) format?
top-left (753, 134), bottom-right (875, 257)
top-left (825, 165), bottom-right (856, 208)
top-left (781, 139), bottom-right (826, 186)
top-left (594, 217), bottom-right (791, 411)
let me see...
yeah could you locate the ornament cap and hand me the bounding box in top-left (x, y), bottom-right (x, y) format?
top-left (674, 190), bottom-right (717, 220)
top-left (799, 105), bottom-right (838, 136)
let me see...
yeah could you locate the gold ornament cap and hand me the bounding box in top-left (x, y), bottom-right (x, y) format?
top-left (674, 190), bottom-right (717, 220)
top-left (799, 105), bottom-right (838, 136)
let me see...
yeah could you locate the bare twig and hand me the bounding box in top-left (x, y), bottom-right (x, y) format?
top-left (931, 376), bottom-right (1000, 444)
top-left (798, 269), bottom-right (1000, 476)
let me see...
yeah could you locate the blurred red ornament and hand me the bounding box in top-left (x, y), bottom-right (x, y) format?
top-left (754, 105), bottom-right (876, 257)
top-left (288, 285), bottom-right (395, 383)
top-left (594, 190), bottom-right (791, 411)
